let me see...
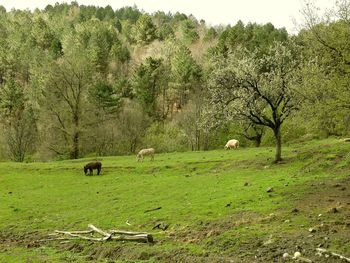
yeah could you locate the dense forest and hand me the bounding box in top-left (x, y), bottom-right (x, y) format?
top-left (0, 1), bottom-right (349, 162)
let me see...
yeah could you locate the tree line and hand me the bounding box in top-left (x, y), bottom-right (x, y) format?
top-left (0, 1), bottom-right (349, 162)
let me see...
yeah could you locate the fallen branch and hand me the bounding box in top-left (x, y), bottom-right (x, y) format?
top-left (43, 224), bottom-right (153, 243)
top-left (111, 234), bottom-right (153, 243)
top-left (152, 222), bottom-right (169, 231)
top-left (88, 224), bottom-right (111, 240)
top-left (144, 207), bottom-right (162, 213)
top-left (109, 230), bottom-right (148, 235)
top-left (316, 248), bottom-right (350, 262)
top-left (68, 230), bottom-right (94, 234)
top-left (54, 230), bottom-right (105, 241)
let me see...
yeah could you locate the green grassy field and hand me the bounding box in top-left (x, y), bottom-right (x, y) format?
top-left (0, 138), bottom-right (350, 262)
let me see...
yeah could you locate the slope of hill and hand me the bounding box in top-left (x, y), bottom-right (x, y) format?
top-left (0, 138), bottom-right (349, 262)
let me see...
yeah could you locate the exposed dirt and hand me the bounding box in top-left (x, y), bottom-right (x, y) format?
top-left (0, 230), bottom-right (43, 252)
top-left (216, 176), bottom-right (349, 262)
top-left (1, 176), bottom-right (349, 262)
top-left (161, 175), bottom-right (350, 262)
top-left (251, 176), bottom-right (350, 262)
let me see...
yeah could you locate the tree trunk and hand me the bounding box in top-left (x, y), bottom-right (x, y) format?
top-left (130, 138), bottom-right (137, 153)
top-left (71, 131), bottom-right (79, 159)
top-left (195, 129), bottom-right (200, 151)
top-left (70, 114), bottom-right (79, 159)
top-left (203, 132), bottom-right (209, 151)
top-left (274, 127), bottom-right (282, 162)
top-left (255, 134), bottom-right (262, 147)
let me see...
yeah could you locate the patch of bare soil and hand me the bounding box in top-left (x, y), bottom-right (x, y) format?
top-left (2, 176), bottom-right (349, 263)
top-left (212, 176), bottom-right (350, 262)
top-left (253, 176), bottom-right (350, 262)
top-left (0, 230), bottom-right (43, 251)
top-left (159, 176), bottom-right (350, 262)
top-left (153, 249), bottom-right (237, 263)
top-left (169, 211), bottom-right (262, 244)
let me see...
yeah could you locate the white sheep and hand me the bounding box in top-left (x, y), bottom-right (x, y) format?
top-left (137, 148), bottom-right (155, 161)
top-left (224, 139), bottom-right (239, 150)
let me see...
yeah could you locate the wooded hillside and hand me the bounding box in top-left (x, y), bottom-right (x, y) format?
top-left (0, 1), bottom-right (349, 161)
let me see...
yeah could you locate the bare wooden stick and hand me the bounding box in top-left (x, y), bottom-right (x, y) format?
top-left (46, 225), bottom-right (154, 243)
top-left (144, 207), bottom-right (162, 213)
top-left (88, 224), bottom-right (111, 240)
top-left (54, 230), bottom-right (105, 241)
top-left (111, 234), bottom-right (153, 243)
top-left (109, 230), bottom-right (149, 235)
top-left (316, 248), bottom-right (350, 262)
top-left (48, 230), bottom-right (93, 236)
top-left (69, 230), bottom-right (94, 234)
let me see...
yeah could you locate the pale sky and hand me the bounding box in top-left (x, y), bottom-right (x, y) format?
top-left (0, 0), bottom-right (335, 33)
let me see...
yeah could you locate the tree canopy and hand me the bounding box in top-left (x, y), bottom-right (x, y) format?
top-left (0, 1), bottom-right (349, 161)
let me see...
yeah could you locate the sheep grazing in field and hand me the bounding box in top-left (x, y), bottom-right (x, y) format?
top-left (224, 139), bottom-right (239, 150)
top-left (137, 148), bottom-right (155, 161)
top-left (84, 161), bottom-right (102, 175)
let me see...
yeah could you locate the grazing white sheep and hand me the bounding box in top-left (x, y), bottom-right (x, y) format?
top-left (224, 139), bottom-right (239, 150)
top-left (137, 148), bottom-right (155, 161)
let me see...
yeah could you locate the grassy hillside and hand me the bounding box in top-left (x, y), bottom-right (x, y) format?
top-left (0, 138), bottom-right (349, 262)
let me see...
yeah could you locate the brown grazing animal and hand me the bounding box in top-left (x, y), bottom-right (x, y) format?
top-left (84, 161), bottom-right (102, 175)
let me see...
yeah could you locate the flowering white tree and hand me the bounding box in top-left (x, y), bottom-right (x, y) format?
top-left (208, 42), bottom-right (302, 162)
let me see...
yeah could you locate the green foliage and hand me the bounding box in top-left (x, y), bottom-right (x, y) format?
top-left (0, 5), bottom-right (6, 14)
top-left (96, 5), bottom-right (115, 21)
top-left (157, 23), bottom-right (175, 40)
top-left (144, 122), bottom-right (187, 152)
top-left (76, 5), bottom-right (97, 22)
top-left (296, 1), bottom-right (350, 136)
top-left (114, 6), bottom-right (141, 24)
top-left (209, 21), bottom-right (288, 57)
top-left (49, 37), bottom-right (63, 58)
top-left (31, 15), bottom-right (55, 50)
top-left (89, 80), bottom-right (121, 114)
top-left (171, 45), bottom-right (201, 83)
top-left (114, 76), bottom-right (133, 98)
top-left (173, 12), bottom-right (188, 22)
top-left (180, 19), bottom-right (199, 44)
top-left (109, 40), bottom-right (130, 63)
top-left (170, 45), bottom-right (201, 107)
top-left (74, 19), bottom-right (118, 73)
top-left (115, 100), bottom-right (150, 154)
top-left (175, 98), bottom-right (205, 151)
top-left (0, 80), bottom-right (25, 118)
top-left (41, 47), bottom-right (94, 159)
top-left (204, 27), bottom-right (217, 41)
top-left (114, 17), bottom-right (122, 32)
top-left (153, 11), bottom-right (174, 40)
top-left (0, 80), bottom-right (37, 162)
top-left (0, 1), bottom-right (349, 160)
top-left (133, 14), bottom-right (157, 44)
top-left (132, 57), bottom-right (164, 118)
top-left (208, 41), bottom-right (302, 161)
